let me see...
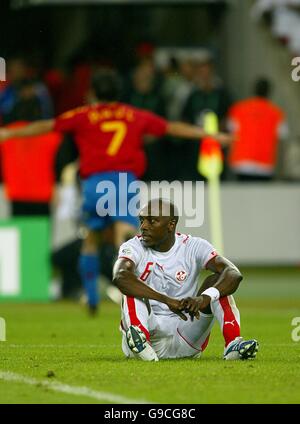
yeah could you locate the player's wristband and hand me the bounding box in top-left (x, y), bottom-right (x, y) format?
top-left (201, 287), bottom-right (220, 302)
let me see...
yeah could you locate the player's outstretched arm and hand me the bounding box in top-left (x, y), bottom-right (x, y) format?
top-left (182, 256), bottom-right (243, 318)
top-left (113, 258), bottom-right (187, 321)
top-left (166, 121), bottom-right (232, 146)
top-left (0, 119), bottom-right (55, 143)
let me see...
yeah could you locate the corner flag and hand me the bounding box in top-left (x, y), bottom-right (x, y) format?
top-left (198, 111), bottom-right (224, 254)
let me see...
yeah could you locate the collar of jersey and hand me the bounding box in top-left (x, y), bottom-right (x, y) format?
top-left (149, 235), bottom-right (179, 257)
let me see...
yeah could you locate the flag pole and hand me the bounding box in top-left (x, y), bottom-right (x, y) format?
top-left (198, 111), bottom-right (224, 255)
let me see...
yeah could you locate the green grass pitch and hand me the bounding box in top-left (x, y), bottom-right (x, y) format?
top-left (0, 267), bottom-right (300, 404)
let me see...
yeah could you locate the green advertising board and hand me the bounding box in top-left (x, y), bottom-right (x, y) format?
top-left (0, 218), bottom-right (50, 302)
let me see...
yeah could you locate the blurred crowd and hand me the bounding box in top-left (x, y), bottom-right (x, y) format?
top-left (252, 0), bottom-right (300, 55)
top-left (0, 48), bottom-right (288, 186)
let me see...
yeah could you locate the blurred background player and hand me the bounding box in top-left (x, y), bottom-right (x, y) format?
top-left (0, 69), bottom-right (231, 315)
top-left (227, 77), bottom-right (288, 181)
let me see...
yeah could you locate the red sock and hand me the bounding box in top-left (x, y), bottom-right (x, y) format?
top-left (219, 297), bottom-right (240, 347)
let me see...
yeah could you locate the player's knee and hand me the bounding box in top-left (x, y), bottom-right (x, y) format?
top-left (201, 304), bottom-right (212, 314)
top-left (82, 230), bottom-right (100, 254)
top-left (114, 221), bottom-right (137, 247)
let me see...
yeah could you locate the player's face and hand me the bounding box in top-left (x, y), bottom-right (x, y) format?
top-left (139, 202), bottom-right (176, 250)
top-left (139, 214), bottom-right (172, 249)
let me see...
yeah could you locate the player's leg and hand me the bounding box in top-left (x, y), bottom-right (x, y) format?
top-left (108, 172), bottom-right (139, 302)
top-left (79, 229), bottom-right (102, 314)
top-left (210, 295), bottom-right (241, 347)
top-left (121, 296), bottom-right (158, 361)
top-left (111, 171), bottom-right (139, 248)
top-left (197, 273), bottom-right (259, 359)
top-left (198, 275), bottom-right (241, 347)
top-left (113, 221), bottom-right (137, 248)
top-left (172, 312), bottom-right (215, 359)
top-left (210, 296), bottom-right (258, 360)
top-left (128, 276), bottom-right (217, 359)
top-left (79, 173), bottom-right (109, 314)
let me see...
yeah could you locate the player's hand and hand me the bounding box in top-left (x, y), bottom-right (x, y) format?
top-left (165, 297), bottom-right (188, 321)
top-left (182, 295), bottom-right (211, 321)
top-left (0, 128), bottom-right (11, 143)
top-left (214, 132), bottom-right (233, 146)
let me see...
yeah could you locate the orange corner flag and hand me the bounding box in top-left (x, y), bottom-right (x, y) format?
top-left (198, 111), bottom-right (223, 178)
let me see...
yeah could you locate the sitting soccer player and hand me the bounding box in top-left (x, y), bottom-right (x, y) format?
top-left (113, 198), bottom-right (259, 361)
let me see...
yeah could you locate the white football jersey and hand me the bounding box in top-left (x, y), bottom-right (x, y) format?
top-left (118, 233), bottom-right (218, 316)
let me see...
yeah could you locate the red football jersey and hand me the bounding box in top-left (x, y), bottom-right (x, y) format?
top-left (54, 102), bottom-right (168, 178)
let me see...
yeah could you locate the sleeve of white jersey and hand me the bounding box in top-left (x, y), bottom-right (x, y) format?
top-left (192, 237), bottom-right (218, 269)
top-left (118, 239), bottom-right (141, 266)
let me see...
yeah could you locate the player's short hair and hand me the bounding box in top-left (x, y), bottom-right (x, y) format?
top-left (146, 198), bottom-right (179, 224)
top-left (254, 78), bottom-right (271, 98)
top-left (91, 69), bottom-right (122, 101)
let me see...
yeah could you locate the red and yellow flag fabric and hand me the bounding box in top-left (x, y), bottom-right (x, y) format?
top-left (197, 111), bottom-right (223, 179)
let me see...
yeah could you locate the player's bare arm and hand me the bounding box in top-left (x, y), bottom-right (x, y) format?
top-left (183, 255), bottom-right (243, 318)
top-left (205, 255), bottom-right (243, 295)
top-left (113, 257), bottom-right (187, 321)
top-left (166, 121), bottom-right (232, 146)
top-left (0, 119), bottom-right (54, 142)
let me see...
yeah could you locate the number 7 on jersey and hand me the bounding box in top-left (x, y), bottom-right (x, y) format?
top-left (101, 120), bottom-right (127, 156)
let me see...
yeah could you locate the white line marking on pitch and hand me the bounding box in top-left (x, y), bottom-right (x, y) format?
top-left (0, 371), bottom-right (151, 404)
top-left (5, 342), bottom-right (300, 350)
top-left (7, 344), bottom-right (118, 349)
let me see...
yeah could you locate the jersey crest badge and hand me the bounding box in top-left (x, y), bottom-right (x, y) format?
top-left (175, 270), bottom-right (187, 282)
